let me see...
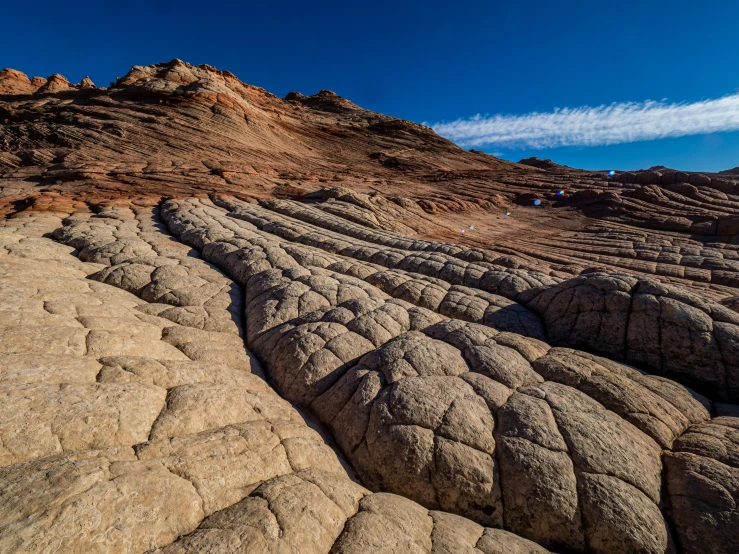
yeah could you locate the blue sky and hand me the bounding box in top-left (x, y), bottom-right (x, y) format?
top-left (3, 0), bottom-right (739, 172)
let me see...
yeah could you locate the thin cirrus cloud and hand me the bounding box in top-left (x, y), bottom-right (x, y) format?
top-left (429, 93), bottom-right (739, 150)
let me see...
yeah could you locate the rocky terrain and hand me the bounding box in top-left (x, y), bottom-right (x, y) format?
top-left (0, 59), bottom-right (738, 553)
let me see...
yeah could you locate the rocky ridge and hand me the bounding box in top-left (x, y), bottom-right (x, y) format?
top-left (0, 60), bottom-right (738, 553)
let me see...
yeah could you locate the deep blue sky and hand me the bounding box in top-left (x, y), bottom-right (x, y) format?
top-left (3, 0), bottom-right (738, 172)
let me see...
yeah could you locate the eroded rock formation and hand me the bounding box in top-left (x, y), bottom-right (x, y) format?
top-left (1, 59), bottom-right (738, 553)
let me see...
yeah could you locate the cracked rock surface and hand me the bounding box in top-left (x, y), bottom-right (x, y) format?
top-left (46, 194), bottom-right (738, 553)
top-left (0, 216), bottom-right (554, 554)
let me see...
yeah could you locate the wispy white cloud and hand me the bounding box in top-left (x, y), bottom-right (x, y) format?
top-left (429, 94), bottom-right (739, 150)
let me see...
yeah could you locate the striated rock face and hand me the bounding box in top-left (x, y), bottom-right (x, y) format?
top-left (36, 73), bottom-right (72, 94)
top-left (1, 59), bottom-right (738, 553)
top-left (0, 69), bottom-right (37, 95)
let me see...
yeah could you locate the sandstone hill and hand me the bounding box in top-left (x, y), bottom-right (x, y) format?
top-left (0, 59), bottom-right (738, 554)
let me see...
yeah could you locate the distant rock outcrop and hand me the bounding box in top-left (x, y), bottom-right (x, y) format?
top-left (36, 73), bottom-right (71, 93)
top-left (518, 156), bottom-right (558, 169)
top-left (0, 68), bottom-right (38, 94)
